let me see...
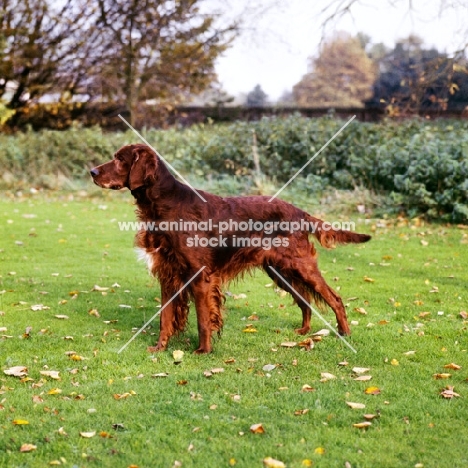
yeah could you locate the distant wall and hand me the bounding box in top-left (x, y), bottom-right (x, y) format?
top-left (6, 103), bottom-right (468, 132)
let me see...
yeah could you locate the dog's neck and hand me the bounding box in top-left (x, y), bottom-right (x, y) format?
top-left (131, 175), bottom-right (195, 221)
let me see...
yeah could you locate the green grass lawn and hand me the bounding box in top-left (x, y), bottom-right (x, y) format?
top-left (1, 191), bottom-right (467, 468)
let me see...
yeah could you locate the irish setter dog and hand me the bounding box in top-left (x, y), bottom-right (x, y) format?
top-left (90, 144), bottom-right (370, 353)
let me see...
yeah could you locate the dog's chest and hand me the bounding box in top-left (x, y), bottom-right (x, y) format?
top-left (135, 247), bottom-right (160, 274)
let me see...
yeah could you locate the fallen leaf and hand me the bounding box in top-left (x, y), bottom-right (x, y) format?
top-left (354, 375), bottom-right (372, 381)
top-left (320, 372), bottom-right (336, 381)
top-left (262, 364), bottom-right (276, 372)
top-left (314, 447), bottom-right (325, 455)
top-left (298, 338), bottom-right (314, 350)
top-left (301, 384), bottom-right (315, 392)
top-left (224, 358), bottom-right (236, 364)
top-left (460, 311), bottom-right (468, 320)
top-left (92, 285), bottom-right (108, 292)
top-left (353, 421), bottom-right (372, 428)
top-left (346, 402), bottom-right (366, 409)
top-left (352, 367), bottom-right (370, 374)
top-left (13, 419), bottom-right (29, 425)
top-left (280, 341), bottom-right (297, 348)
top-left (250, 423), bottom-right (265, 434)
top-left (263, 457), bottom-right (285, 468)
top-left (364, 386), bottom-right (381, 395)
top-left (80, 431), bottom-right (96, 438)
top-left (211, 368), bottom-right (224, 374)
top-left (363, 414), bottom-right (378, 420)
top-left (354, 307), bottom-right (368, 315)
top-left (88, 308), bottom-right (100, 318)
top-left (312, 329), bottom-right (330, 336)
top-left (363, 276), bottom-right (375, 283)
top-left (31, 304), bottom-right (50, 311)
top-left (54, 315), bottom-right (69, 320)
top-left (243, 325), bottom-right (257, 333)
top-left (19, 443), bottom-right (37, 452)
top-left (48, 388), bottom-right (62, 395)
top-left (433, 373), bottom-right (451, 379)
top-left (391, 359), bottom-right (399, 366)
top-left (440, 386), bottom-right (460, 399)
top-left (4, 366), bottom-right (28, 377)
top-left (444, 363), bottom-right (461, 370)
top-left (32, 395), bottom-right (44, 404)
top-left (40, 370), bottom-right (60, 380)
top-left (173, 350), bottom-right (184, 363)
top-left (404, 350), bottom-right (416, 356)
top-left (294, 408), bottom-right (309, 416)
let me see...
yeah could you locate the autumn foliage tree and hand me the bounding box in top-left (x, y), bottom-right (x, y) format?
top-left (293, 33), bottom-right (376, 107)
top-left (0, 0), bottom-right (102, 110)
top-left (96, 0), bottom-right (236, 125)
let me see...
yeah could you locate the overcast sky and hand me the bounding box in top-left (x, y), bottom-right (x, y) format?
top-left (215, 0), bottom-right (467, 101)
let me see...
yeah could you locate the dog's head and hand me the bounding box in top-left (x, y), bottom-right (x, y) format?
top-left (90, 144), bottom-right (157, 190)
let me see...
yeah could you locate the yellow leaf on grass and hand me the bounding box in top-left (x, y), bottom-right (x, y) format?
top-left (364, 386), bottom-right (381, 395)
top-left (243, 325), bottom-right (257, 333)
top-left (48, 388), bottom-right (62, 395)
top-left (173, 350), bottom-right (184, 362)
top-left (302, 460), bottom-right (313, 467)
top-left (353, 421), bottom-right (372, 428)
top-left (391, 359), bottom-right (399, 366)
top-left (354, 307), bottom-right (368, 315)
top-left (19, 443), bottom-right (37, 452)
top-left (363, 276), bottom-right (375, 283)
top-left (301, 384), bottom-right (315, 392)
top-left (13, 419), bottom-right (29, 425)
top-left (263, 457), bottom-right (285, 468)
top-left (444, 363), bottom-right (461, 370)
top-left (40, 370), bottom-right (60, 380)
top-left (433, 373), bottom-right (451, 379)
top-left (314, 447), bottom-right (325, 455)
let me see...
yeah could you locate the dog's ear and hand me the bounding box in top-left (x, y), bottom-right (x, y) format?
top-left (128, 146), bottom-right (157, 190)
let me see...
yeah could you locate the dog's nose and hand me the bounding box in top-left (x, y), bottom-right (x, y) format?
top-left (90, 168), bottom-right (99, 177)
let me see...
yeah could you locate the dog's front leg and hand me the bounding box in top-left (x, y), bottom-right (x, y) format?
top-left (148, 287), bottom-right (177, 352)
top-left (191, 274), bottom-right (223, 354)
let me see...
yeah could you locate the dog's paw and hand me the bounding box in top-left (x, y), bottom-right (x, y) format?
top-left (193, 347), bottom-right (212, 354)
top-left (147, 345), bottom-right (166, 353)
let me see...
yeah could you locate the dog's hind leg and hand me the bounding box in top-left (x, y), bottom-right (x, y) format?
top-left (295, 262), bottom-right (350, 336)
top-left (264, 265), bottom-right (312, 335)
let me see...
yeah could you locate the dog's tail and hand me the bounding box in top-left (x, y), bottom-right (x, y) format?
top-left (305, 214), bottom-right (371, 248)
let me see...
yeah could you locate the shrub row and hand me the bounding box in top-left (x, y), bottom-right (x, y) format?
top-left (1, 116), bottom-right (467, 221)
